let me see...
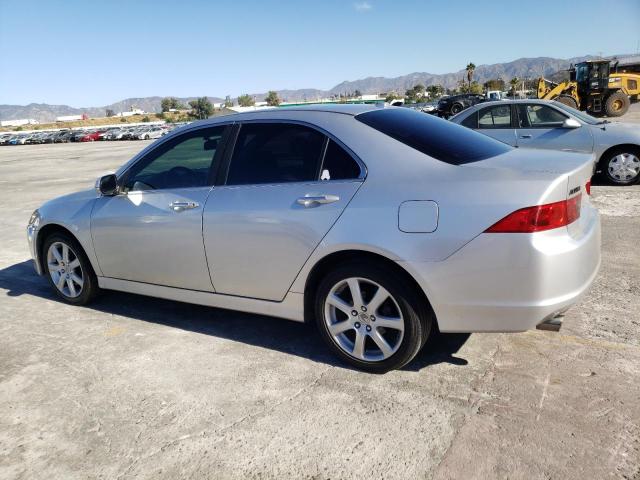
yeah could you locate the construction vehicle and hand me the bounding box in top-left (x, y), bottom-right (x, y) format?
top-left (537, 59), bottom-right (640, 117)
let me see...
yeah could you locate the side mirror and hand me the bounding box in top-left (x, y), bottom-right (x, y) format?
top-left (562, 118), bottom-right (581, 129)
top-left (97, 174), bottom-right (118, 196)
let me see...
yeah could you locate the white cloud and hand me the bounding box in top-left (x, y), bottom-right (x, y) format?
top-left (354, 2), bottom-right (372, 12)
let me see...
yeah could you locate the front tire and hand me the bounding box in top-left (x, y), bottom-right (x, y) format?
top-left (601, 147), bottom-right (640, 185)
top-left (43, 232), bottom-right (100, 305)
top-left (314, 262), bottom-right (432, 373)
top-left (556, 95), bottom-right (578, 109)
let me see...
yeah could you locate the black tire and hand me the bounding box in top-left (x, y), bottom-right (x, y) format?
top-left (314, 262), bottom-right (432, 373)
top-left (450, 103), bottom-right (464, 115)
top-left (604, 92), bottom-right (630, 117)
top-left (556, 95), bottom-right (578, 109)
top-left (599, 146), bottom-right (640, 185)
top-left (42, 232), bottom-right (100, 305)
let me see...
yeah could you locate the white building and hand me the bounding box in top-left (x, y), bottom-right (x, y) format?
top-left (116, 108), bottom-right (145, 117)
top-left (56, 115), bottom-right (85, 122)
top-left (0, 118), bottom-right (39, 127)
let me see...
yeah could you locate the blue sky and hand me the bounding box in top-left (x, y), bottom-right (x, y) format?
top-left (1, 0), bottom-right (639, 107)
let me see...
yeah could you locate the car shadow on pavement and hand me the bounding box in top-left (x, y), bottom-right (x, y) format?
top-left (0, 260), bottom-right (470, 372)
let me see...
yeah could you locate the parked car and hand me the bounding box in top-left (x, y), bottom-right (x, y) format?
top-left (69, 130), bottom-right (87, 142)
top-left (80, 130), bottom-right (104, 142)
top-left (135, 126), bottom-right (164, 140)
top-left (451, 99), bottom-right (640, 185)
top-left (27, 105), bottom-right (600, 372)
top-left (437, 94), bottom-right (487, 117)
top-left (53, 130), bottom-right (72, 143)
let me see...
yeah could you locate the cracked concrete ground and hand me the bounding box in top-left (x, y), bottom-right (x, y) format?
top-left (0, 131), bottom-right (639, 479)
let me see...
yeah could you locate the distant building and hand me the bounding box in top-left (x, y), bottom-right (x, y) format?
top-left (0, 118), bottom-right (39, 127)
top-left (116, 107), bottom-right (145, 117)
top-left (56, 114), bottom-right (88, 122)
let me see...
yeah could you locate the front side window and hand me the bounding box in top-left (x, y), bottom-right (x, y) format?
top-left (478, 105), bottom-right (512, 129)
top-left (226, 123), bottom-right (325, 185)
top-left (518, 105), bottom-right (567, 128)
top-left (125, 126), bottom-right (226, 191)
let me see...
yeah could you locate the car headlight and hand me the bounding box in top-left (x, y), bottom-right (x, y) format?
top-left (28, 209), bottom-right (40, 228)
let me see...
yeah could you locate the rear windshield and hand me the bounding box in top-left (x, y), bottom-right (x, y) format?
top-left (355, 108), bottom-right (511, 165)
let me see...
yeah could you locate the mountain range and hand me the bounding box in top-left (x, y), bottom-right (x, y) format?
top-left (0, 54), bottom-right (620, 122)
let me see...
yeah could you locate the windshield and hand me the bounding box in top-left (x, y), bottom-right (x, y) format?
top-left (552, 101), bottom-right (601, 125)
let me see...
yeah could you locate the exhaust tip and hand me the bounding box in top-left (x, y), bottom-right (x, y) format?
top-left (536, 316), bottom-right (563, 332)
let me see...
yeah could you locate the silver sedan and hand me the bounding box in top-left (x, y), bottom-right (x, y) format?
top-left (451, 99), bottom-right (640, 185)
top-left (26, 105), bottom-right (600, 372)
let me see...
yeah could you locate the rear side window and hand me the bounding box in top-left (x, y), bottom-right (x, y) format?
top-left (478, 105), bottom-right (512, 129)
top-left (356, 108), bottom-right (511, 165)
top-left (461, 111), bottom-right (478, 129)
top-left (226, 123), bottom-right (325, 185)
top-left (320, 140), bottom-right (361, 180)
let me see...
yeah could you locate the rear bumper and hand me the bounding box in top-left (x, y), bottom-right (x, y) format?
top-left (403, 209), bottom-right (601, 333)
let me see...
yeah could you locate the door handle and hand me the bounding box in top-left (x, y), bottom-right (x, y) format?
top-left (519, 134), bottom-right (532, 139)
top-left (169, 201), bottom-right (199, 212)
top-left (296, 194), bottom-right (340, 208)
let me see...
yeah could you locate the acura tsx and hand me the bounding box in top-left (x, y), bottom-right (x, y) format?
top-left (27, 105), bottom-right (601, 372)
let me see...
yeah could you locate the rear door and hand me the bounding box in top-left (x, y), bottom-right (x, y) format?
top-left (515, 103), bottom-right (593, 152)
top-left (203, 122), bottom-right (364, 301)
top-left (474, 104), bottom-right (518, 146)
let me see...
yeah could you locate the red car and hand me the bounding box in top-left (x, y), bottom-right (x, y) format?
top-left (80, 131), bottom-right (104, 142)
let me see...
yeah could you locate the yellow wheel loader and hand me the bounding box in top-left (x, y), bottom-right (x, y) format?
top-left (538, 60), bottom-right (640, 117)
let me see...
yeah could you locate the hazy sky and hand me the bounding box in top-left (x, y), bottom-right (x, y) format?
top-left (1, 0), bottom-right (639, 106)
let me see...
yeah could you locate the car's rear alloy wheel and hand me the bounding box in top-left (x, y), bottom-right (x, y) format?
top-left (315, 263), bottom-right (431, 373)
top-left (47, 241), bottom-right (84, 298)
top-left (43, 233), bottom-right (99, 305)
top-left (325, 277), bottom-right (405, 362)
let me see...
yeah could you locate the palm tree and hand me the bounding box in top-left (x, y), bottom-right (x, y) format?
top-left (466, 63), bottom-right (476, 89)
top-left (510, 77), bottom-right (520, 98)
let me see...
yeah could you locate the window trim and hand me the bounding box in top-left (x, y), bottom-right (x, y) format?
top-left (117, 124), bottom-right (233, 193)
top-left (515, 103), bottom-right (568, 129)
top-left (218, 119), bottom-right (367, 187)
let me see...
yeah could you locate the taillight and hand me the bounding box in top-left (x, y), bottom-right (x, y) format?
top-left (585, 181), bottom-right (591, 195)
top-left (485, 194), bottom-right (581, 233)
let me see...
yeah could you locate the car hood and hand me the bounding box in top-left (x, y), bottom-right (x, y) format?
top-left (588, 121), bottom-right (640, 142)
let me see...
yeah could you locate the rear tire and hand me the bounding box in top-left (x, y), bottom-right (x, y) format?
top-left (556, 95), bottom-right (578, 109)
top-left (605, 92), bottom-right (630, 117)
top-left (314, 262), bottom-right (432, 373)
top-left (600, 147), bottom-right (640, 185)
top-left (450, 103), bottom-right (463, 115)
top-left (42, 232), bottom-right (100, 305)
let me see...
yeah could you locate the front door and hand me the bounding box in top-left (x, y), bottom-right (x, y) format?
top-left (515, 103), bottom-right (593, 152)
top-left (91, 125), bottom-right (228, 291)
top-left (203, 123), bottom-right (364, 301)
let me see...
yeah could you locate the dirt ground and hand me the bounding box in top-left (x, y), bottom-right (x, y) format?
top-left (0, 115), bottom-right (639, 479)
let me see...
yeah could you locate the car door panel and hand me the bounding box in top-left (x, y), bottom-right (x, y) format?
top-left (91, 187), bottom-right (214, 291)
top-left (515, 104), bottom-right (593, 152)
top-left (203, 181), bottom-right (361, 301)
top-left (91, 125), bottom-right (229, 291)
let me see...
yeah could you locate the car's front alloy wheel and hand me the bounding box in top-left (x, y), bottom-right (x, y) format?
top-left (43, 233), bottom-right (99, 305)
top-left (315, 262), bottom-right (432, 373)
top-left (603, 148), bottom-right (640, 185)
top-left (47, 241), bottom-right (84, 298)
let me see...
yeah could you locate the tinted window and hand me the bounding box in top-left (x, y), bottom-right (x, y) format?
top-left (518, 104), bottom-right (566, 128)
top-left (227, 123), bottom-right (325, 185)
top-left (356, 108), bottom-right (511, 165)
top-left (125, 126), bottom-right (225, 191)
top-left (478, 105), bottom-right (512, 128)
top-left (320, 140), bottom-right (361, 180)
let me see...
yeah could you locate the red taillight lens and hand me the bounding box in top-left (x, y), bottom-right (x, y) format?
top-left (485, 194), bottom-right (581, 233)
top-left (585, 181), bottom-right (591, 195)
